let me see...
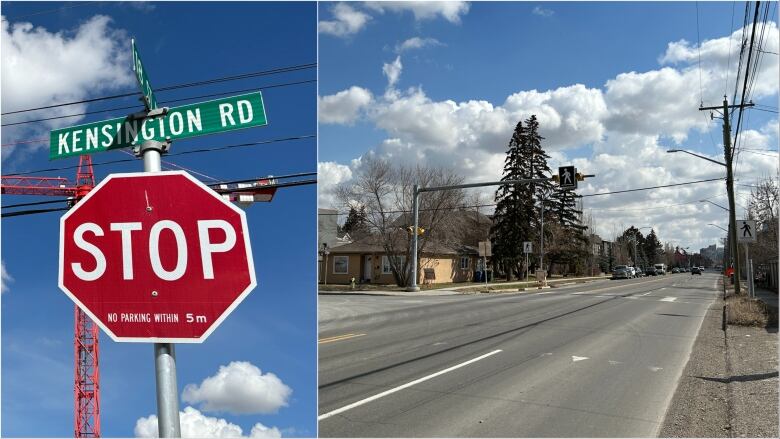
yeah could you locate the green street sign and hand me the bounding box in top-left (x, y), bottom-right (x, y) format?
top-left (131, 38), bottom-right (157, 110)
top-left (50, 91), bottom-right (267, 160)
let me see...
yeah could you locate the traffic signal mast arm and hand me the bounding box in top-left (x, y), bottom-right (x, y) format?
top-left (408, 171), bottom-right (594, 291)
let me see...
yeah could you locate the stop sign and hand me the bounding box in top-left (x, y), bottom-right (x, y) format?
top-left (59, 171), bottom-right (256, 343)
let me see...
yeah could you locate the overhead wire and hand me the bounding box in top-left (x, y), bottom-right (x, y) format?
top-left (317, 177), bottom-right (726, 215)
top-left (1, 79), bottom-right (316, 128)
top-left (5, 2), bottom-right (94, 20)
top-left (1, 135), bottom-right (315, 177)
top-left (0, 63), bottom-right (316, 116)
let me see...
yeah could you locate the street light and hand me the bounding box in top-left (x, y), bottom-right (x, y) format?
top-left (668, 148), bottom-right (740, 294)
top-left (699, 199), bottom-right (729, 211)
top-left (707, 223), bottom-right (728, 232)
top-left (667, 149), bottom-right (727, 167)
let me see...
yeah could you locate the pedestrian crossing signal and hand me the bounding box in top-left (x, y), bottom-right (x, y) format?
top-left (558, 166), bottom-right (577, 190)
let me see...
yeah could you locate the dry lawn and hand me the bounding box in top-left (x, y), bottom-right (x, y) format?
top-left (726, 295), bottom-right (776, 327)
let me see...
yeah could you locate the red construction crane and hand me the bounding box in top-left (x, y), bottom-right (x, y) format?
top-left (1, 155), bottom-right (100, 438)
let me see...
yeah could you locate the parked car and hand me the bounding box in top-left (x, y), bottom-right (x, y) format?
top-left (672, 267), bottom-right (680, 273)
top-left (627, 267), bottom-right (637, 278)
top-left (691, 267), bottom-right (702, 275)
top-left (635, 268), bottom-right (645, 277)
top-left (612, 265), bottom-right (632, 279)
top-left (654, 263), bottom-right (666, 275)
top-left (645, 267), bottom-right (657, 276)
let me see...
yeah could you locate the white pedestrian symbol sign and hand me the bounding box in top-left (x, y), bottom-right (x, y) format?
top-left (737, 220), bottom-right (757, 243)
top-left (558, 166), bottom-right (577, 190)
top-left (523, 241), bottom-right (532, 253)
top-left (562, 168), bottom-right (572, 185)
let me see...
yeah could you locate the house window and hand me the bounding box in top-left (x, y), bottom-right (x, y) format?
top-left (333, 256), bottom-right (349, 274)
top-left (460, 256), bottom-right (469, 269)
top-left (382, 255), bottom-right (406, 274)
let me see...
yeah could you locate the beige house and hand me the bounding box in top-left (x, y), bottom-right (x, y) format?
top-left (321, 236), bottom-right (480, 285)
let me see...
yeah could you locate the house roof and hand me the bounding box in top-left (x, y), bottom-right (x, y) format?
top-left (330, 235), bottom-right (478, 256)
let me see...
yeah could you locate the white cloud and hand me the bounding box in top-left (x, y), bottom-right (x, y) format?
top-left (0, 15), bottom-right (134, 159)
top-left (181, 362), bottom-right (291, 415)
top-left (319, 22), bottom-right (779, 250)
top-left (318, 3), bottom-right (371, 37)
top-left (319, 86), bottom-right (373, 125)
top-left (382, 56), bottom-right (403, 88)
top-left (134, 406), bottom-right (281, 438)
top-left (395, 37), bottom-right (443, 53)
top-left (1, 261), bottom-right (12, 294)
top-left (318, 161), bottom-right (353, 208)
top-left (532, 6), bottom-right (554, 17)
top-left (364, 1), bottom-right (470, 24)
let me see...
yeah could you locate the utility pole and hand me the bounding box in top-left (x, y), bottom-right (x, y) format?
top-left (699, 97), bottom-right (753, 295)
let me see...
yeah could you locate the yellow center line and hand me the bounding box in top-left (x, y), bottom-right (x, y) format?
top-left (318, 333), bottom-right (366, 344)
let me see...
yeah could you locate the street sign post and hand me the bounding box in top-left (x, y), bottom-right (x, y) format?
top-left (59, 171), bottom-right (257, 343)
top-left (737, 220), bottom-right (756, 243)
top-left (50, 91), bottom-right (268, 160)
top-left (737, 220), bottom-right (756, 297)
top-left (478, 241), bottom-right (491, 286)
top-left (558, 166), bottom-right (577, 190)
top-left (132, 38), bottom-right (157, 110)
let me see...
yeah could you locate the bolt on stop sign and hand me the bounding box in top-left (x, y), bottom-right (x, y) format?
top-left (59, 171), bottom-right (256, 343)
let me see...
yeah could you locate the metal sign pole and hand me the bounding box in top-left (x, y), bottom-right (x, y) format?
top-left (483, 255), bottom-right (487, 287)
top-left (140, 140), bottom-right (181, 438)
top-left (408, 185), bottom-right (421, 292)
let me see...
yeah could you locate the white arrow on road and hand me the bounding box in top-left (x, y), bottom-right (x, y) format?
top-left (572, 356), bottom-right (589, 362)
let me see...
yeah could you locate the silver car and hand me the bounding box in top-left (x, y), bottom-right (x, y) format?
top-left (612, 265), bottom-right (632, 279)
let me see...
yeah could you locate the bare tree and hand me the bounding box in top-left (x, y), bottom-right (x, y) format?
top-left (336, 157), bottom-right (465, 286)
top-left (746, 176), bottom-right (779, 280)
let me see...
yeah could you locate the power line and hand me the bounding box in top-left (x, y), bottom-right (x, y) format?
top-left (2, 177), bottom-right (317, 218)
top-left (696, 1), bottom-right (704, 105)
top-left (1, 198), bottom-right (72, 209)
top-left (1, 207), bottom-right (70, 218)
top-left (1, 63), bottom-right (316, 116)
top-left (579, 177), bottom-right (724, 197)
top-left (212, 172), bottom-right (317, 186)
top-left (1, 134), bottom-right (315, 177)
top-left (5, 2), bottom-right (93, 21)
top-left (216, 179), bottom-right (317, 194)
top-left (318, 177), bottom-right (725, 215)
top-left (1, 79), bottom-right (317, 128)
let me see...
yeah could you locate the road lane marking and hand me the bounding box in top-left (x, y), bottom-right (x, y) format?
top-left (608, 360), bottom-right (623, 365)
top-left (649, 366), bottom-right (664, 372)
top-left (317, 349), bottom-right (503, 420)
top-left (572, 356), bottom-right (589, 362)
top-left (660, 297), bottom-right (677, 302)
top-left (640, 292), bottom-right (652, 296)
top-left (318, 333), bottom-right (366, 344)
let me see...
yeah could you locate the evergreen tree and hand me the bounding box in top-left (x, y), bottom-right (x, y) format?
top-left (490, 121), bottom-right (535, 279)
top-left (643, 229), bottom-right (663, 264)
top-left (342, 206), bottom-right (368, 238)
top-left (546, 186), bottom-right (588, 271)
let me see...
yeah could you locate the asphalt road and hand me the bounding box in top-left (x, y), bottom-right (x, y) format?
top-left (318, 273), bottom-right (720, 437)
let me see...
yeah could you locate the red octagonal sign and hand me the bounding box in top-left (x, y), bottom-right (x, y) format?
top-left (59, 171), bottom-right (256, 343)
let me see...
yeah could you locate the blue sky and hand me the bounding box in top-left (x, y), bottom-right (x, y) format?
top-left (318, 1), bottom-right (779, 252)
top-left (2, 2), bottom-right (316, 437)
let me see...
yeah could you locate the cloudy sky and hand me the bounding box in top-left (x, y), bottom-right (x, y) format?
top-left (2, 2), bottom-right (316, 437)
top-left (318, 1), bottom-right (779, 251)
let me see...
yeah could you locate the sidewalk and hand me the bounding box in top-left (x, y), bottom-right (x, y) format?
top-left (661, 281), bottom-right (779, 438)
top-left (318, 275), bottom-right (608, 296)
top-left (754, 286), bottom-right (778, 310)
